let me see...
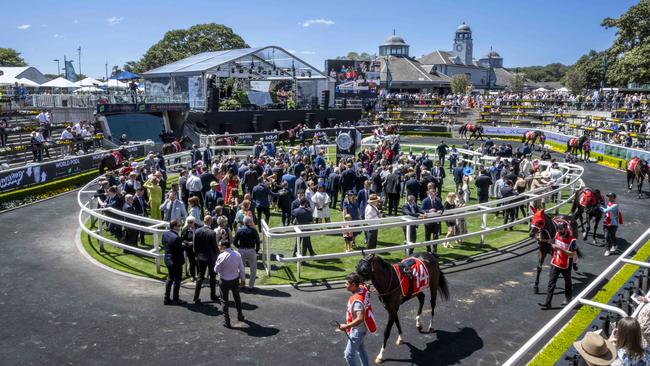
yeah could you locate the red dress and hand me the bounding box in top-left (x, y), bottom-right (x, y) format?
top-left (225, 178), bottom-right (239, 203)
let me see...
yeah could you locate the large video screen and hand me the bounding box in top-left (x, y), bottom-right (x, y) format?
top-left (325, 60), bottom-right (380, 98)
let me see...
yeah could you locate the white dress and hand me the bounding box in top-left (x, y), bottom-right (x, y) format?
top-left (311, 191), bottom-right (331, 219)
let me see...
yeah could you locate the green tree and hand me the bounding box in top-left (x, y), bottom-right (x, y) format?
top-left (0, 48), bottom-right (27, 66)
top-left (450, 74), bottom-right (470, 94)
top-left (507, 73), bottom-right (525, 92)
top-left (129, 23), bottom-right (248, 73)
top-left (563, 68), bottom-right (587, 95)
top-left (335, 52), bottom-right (375, 61)
top-left (516, 63), bottom-right (569, 82)
top-left (601, 0), bottom-right (650, 85)
top-left (568, 50), bottom-right (607, 89)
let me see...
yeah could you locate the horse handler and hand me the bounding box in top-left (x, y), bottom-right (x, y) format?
top-left (336, 273), bottom-right (377, 366)
top-left (539, 221), bottom-right (576, 309)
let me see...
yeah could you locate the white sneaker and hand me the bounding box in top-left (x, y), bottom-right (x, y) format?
top-left (612, 246), bottom-right (618, 252)
top-left (604, 250), bottom-right (610, 257)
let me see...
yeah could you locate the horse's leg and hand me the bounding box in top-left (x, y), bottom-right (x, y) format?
top-left (592, 214), bottom-right (601, 245)
top-left (627, 171), bottom-right (633, 192)
top-left (638, 177), bottom-right (644, 198)
top-left (428, 283), bottom-right (439, 333)
top-left (534, 249), bottom-right (544, 294)
top-left (415, 292), bottom-right (425, 330)
top-left (583, 212), bottom-right (590, 241)
top-left (376, 313), bottom-right (395, 363)
top-left (394, 315), bottom-right (404, 345)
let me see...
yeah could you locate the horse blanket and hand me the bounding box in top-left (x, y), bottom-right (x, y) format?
top-left (467, 124), bottom-right (476, 132)
top-left (579, 189), bottom-right (597, 208)
top-left (171, 140), bottom-right (181, 153)
top-left (393, 258), bottom-right (430, 297)
top-left (628, 157), bottom-right (640, 172)
top-left (568, 137), bottom-right (578, 147)
top-left (525, 131), bottom-right (536, 140)
top-left (111, 150), bottom-right (123, 166)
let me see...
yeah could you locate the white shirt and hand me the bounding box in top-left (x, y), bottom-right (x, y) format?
top-left (60, 130), bottom-right (74, 140)
top-left (185, 174), bottom-right (203, 192)
top-left (215, 248), bottom-right (245, 281)
top-left (365, 203), bottom-right (381, 220)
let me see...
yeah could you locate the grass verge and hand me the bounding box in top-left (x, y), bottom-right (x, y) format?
top-left (529, 239), bottom-right (650, 366)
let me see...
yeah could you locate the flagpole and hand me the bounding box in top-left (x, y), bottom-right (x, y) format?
top-left (78, 47), bottom-right (82, 80)
top-left (64, 55), bottom-right (68, 80)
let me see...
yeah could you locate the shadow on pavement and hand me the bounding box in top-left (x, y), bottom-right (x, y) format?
top-left (384, 327), bottom-right (483, 365)
top-left (252, 288), bottom-right (292, 297)
top-left (234, 319), bottom-right (280, 338)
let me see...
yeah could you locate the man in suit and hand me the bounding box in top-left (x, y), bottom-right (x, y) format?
top-left (190, 144), bottom-right (201, 165)
top-left (292, 198), bottom-right (315, 256)
top-left (160, 191), bottom-right (187, 223)
top-left (123, 172), bottom-right (139, 196)
top-left (420, 188), bottom-right (443, 253)
top-left (133, 188), bottom-right (148, 245)
top-left (252, 178), bottom-right (274, 229)
top-left (193, 215), bottom-right (219, 303)
top-left (103, 186), bottom-right (124, 240)
top-left (204, 181), bottom-right (223, 213)
top-left (163, 220), bottom-right (187, 305)
top-left (431, 161), bottom-right (446, 198)
top-left (453, 162), bottom-right (466, 193)
top-left (402, 195), bottom-right (420, 251)
top-left (405, 173), bottom-right (420, 202)
top-left (475, 167), bottom-right (493, 204)
top-left (202, 146), bottom-right (213, 165)
top-left (327, 168), bottom-right (341, 209)
top-left (200, 167), bottom-right (218, 198)
top-left (294, 171), bottom-right (308, 196)
top-left (383, 168), bottom-right (401, 216)
top-left (243, 163), bottom-right (259, 194)
top-left (339, 164), bottom-right (357, 204)
top-left (436, 141), bottom-right (448, 167)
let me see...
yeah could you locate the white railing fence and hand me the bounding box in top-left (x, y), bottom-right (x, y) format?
top-left (504, 228), bottom-right (650, 366)
top-left (262, 142), bottom-right (584, 277)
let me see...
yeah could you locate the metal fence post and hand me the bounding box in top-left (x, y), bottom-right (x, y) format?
top-left (97, 217), bottom-right (105, 252)
top-left (297, 237), bottom-right (302, 279)
top-left (153, 232), bottom-right (161, 274)
top-left (405, 225), bottom-right (412, 257)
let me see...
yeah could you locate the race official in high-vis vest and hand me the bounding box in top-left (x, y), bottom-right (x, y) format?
top-left (539, 221), bottom-right (576, 309)
top-left (337, 273), bottom-right (376, 366)
top-left (600, 192), bottom-right (623, 257)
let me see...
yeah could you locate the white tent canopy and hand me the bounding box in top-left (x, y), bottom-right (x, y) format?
top-left (75, 77), bottom-right (103, 87)
top-left (17, 78), bottom-right (40, 87)
top-left (557, 87), bottom-right (569, 93)
top-left (534, 87), bottom-right (548, 92)
top-left (41, 77), bottom-right (78, 88)
top-left (0, 74), bottom-right (19, 86)
top-left (102, 79), bottom-right (127, 89)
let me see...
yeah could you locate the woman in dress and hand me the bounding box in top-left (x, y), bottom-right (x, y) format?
top-left (143, 175), bottom-right (162, 220)
top-left (443, 192), bottom-right (457, 249)
top-left (311, 184), bottom-right (331, 223)
top-left (187, 196), bottom-right (203, 225)
top-left (224, 169), bottom-right (240, 205)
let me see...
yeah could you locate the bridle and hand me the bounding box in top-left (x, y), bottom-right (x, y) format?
top-left (358, 256), bottom-right (401, 298)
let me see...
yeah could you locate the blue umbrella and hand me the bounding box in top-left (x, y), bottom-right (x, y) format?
top-left (110, 71), bottom-right (141, 81)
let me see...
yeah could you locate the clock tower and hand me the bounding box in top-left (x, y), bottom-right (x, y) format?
top-left (453, 22), bottom-right (473, 65)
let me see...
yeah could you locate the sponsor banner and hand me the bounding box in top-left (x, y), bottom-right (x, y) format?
top-left (483, 126), bottom-right (650, 161)
top-left (335, 128), bottom-right (360, 161)
top-left (97, 103), bottom-right (190, 114)
top-left (0, 145), bottom-right (147, 194)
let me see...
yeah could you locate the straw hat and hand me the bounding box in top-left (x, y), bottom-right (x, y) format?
top-left (573, 331), bottom-right (616, 365)
top-left (368, 194), bottom-right (380, 203)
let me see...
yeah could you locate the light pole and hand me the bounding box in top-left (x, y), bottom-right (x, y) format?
top-left (53, 59), bottom-right (60, 77)
top-left (77, 47), bottom-right (82, 80)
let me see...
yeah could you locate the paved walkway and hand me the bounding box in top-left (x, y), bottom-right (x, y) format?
top-left (0, 137), bottom-right (648, 365)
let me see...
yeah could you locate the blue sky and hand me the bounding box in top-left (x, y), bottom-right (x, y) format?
top-left (1, 0), bottom-right (638, 78)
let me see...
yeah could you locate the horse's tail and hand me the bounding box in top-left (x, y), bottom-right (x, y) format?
top-left (437, 270), bottom-right (450, 301)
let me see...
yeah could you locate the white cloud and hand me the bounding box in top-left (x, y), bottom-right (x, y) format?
top-left (52, 34), bottom-right (62, 39)
top-left (301, 51), bottom-right (316, 55)
top-left (106, 16), bottom-right (123, 26)
top-left (17, 24), bottom-right (31, 30)
top-left (299, 19), bottom-right (335, 27)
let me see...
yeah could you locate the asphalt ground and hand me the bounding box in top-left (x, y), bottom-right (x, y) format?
top-left (1, 137), bottom-right (648, 366)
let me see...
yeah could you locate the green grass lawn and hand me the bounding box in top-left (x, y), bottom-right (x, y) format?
top-left (81, 174), bottom-right (572, 285)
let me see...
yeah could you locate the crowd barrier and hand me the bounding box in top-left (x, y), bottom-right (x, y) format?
top-left (262, 142), bottom-right (585, 277)
top-left (504, 228), bottom-right (650, 366)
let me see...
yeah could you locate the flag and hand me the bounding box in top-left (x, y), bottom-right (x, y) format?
top-left (65, 60), bottom-right (77, 82)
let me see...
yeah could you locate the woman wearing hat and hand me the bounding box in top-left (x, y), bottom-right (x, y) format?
top-left (573, 331), bottom-right (617, 365)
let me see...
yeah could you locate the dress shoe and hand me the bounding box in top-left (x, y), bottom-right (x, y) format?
top-left (164, 298), bottom-right (173, 305)
top-left (561, 298), bottom-right (571, 306)
top-left (194, 298), bottom-right (201, 304)
top-left (237, 314), bottom-right (245, 322)
top-left (223, 319), bottom-right (232, 328)
top-left (538, 302), bottom-right (551, 309)
top-left (172, 299), bottom-right (187, 305)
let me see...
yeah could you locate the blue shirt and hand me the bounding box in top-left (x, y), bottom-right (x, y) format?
top-left (282, 173), bottom-right (297, 194)
top-left (342, 200), bottom-right (360, 220)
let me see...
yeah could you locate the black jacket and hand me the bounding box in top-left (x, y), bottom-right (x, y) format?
top-left (163, 230), bottom-right (185, 267)
top-left (384, 173), bottom-right (401, 194)
top-left (193, 226), bottom-right (217, 262)
top-left (405, 177), bottom-right (420, 198)
top-left (133, 195), bottom-right (148, 216)
top-left (204, 189), bottom-right (222, 213)
top-left (233, 226), bottom-right (260, 252)
top-left (327, 173), bottom-right (340, 193)
top-left (475, 174), bottom-right (493, 195)
top-left (340, 169), bottom-right (357, 191)
top-left (292, 206), bottom-right (313, 225)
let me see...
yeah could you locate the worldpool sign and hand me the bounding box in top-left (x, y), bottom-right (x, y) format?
top-left (483, 126), bottom-right (650, 161)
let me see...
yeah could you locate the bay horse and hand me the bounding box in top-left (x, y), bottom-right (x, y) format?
top-left (626, 157), bottom-right (649, 198)
top-left (529, 207), bottom-right (580, 294)
top-left (277, 124), bottom-right (303, 145)
top-left (98, 147), bottom-right (129, 174)
top-left (162, 136), bottom-right (190, 155)
top-left (356, 252), bottom-right (449, 363)
top-left (566, 135), bottom-right (588, 158)
top-left (571, 187), bottom-right (604, 244)
top-left (522, 130), bottom-right (544, 150)
top-left (458, 123), bottom-right (484, 140)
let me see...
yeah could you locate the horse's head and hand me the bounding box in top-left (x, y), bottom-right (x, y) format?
top-left (355, 253), bottom-right (376, 281)
top-left (529, 207), bottom-right (546, 237)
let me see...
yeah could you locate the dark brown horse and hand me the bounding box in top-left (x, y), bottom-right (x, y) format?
top-left (566, 135), bottom-right (588, 158)
top-left (98, 147), bottom-right (129, 174)
top-left (277, 124), bottom-right (303, 145)
top-left (162, 136), bottom-right (190, 155)
top-left (571, 187), bottom-right (604, 244)
top-left (356, 252), bottom-right (449, 363)
top-left (458, 123), bottom-right (484, 140)
top-left (626, 157), bottom-right (649, 198)
top-left (529, 207), bottom-right (580, 294)
top-left (522, 130), bottom-right (544, 150)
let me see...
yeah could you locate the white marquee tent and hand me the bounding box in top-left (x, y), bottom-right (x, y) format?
top-left (75, 77), bottom-right (103, 87)
top-left (102, 79), bottom-right (127, 89)
top-left (40, 77), bottom-right (78, 88)
top-left (0, 74), bottom-right (19, 86)
top-left (17, 78), bottom-right (40, 87)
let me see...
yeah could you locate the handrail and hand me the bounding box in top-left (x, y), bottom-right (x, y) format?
top-left (503, 228), bottom-right (650, 366)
